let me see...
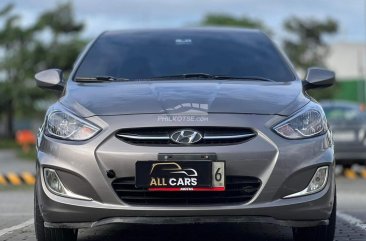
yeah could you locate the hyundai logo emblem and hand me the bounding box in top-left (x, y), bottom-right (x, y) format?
top-left (170, 130), bottom-right (203, 144)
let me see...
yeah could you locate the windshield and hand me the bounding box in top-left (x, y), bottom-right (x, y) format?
top-left (323, 105), bottom-right (363, 122)
top-left (74, 30), bottom-right (296, 82)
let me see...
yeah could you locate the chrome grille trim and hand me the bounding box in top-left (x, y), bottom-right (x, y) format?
top-left (117, 133), bottom-right (256, 140)
top-left (116, 127), bottom-right (257, 146)
top-left (203, 133), bottom-right (256, 140)
top-left (116, 134), bottom-right (170, 140)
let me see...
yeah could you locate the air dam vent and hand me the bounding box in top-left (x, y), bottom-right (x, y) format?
top-left (112, 176), bottom-right (261, 206)
top-left (116, 127), bottom-right (257, 146)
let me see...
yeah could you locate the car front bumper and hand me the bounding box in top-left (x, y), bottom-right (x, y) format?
top-left (36, 113), bottom-right (335, 228)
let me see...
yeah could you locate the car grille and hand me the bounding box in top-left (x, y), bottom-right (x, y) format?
top-left (112, 176), bottom-right (261, 206)
top-left (115, 127), bottom-right (256, 146)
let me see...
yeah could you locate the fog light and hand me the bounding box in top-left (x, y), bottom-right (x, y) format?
top-left (284, 166), bottom-right (329, 199)
top-left (43, 168), bottom-right (92, 201)
top-left (44, 168), bottom-right (66, 195)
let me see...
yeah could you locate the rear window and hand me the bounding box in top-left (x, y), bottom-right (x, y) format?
top-left (74, 30), bottom-right (295, 82)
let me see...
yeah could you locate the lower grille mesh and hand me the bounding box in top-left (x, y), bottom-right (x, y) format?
top-left (112, 176), bottom-right (261, 206)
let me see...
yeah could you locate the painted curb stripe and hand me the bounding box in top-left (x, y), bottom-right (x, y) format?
top-left (20, 172), bottom-right (36, 185)
top-left (0, 172), bottom-right (36, 186)
top-left (361, 169), bottom-right (366, 180)
top-left (0, 175), bottom-right (7, 186)
top-left (343, 168), bottom-right (358, 180)
top-left (6, 172), bottom-right (22, 186)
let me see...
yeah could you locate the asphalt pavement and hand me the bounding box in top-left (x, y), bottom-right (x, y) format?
top-left (0, 177), bottom-right (365, 241)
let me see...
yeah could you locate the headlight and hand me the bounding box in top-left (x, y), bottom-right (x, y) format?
top-left (45, 111), bottom-right (100, 141)
top-left (274, 103), bottom-right (327, 139)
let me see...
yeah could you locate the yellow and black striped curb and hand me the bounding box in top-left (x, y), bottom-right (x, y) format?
top-left (338, 168), bottom-right (366, 180)
top-left (0, 172), bottom-right (36, 186)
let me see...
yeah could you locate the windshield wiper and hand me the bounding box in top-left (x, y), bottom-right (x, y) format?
top-left (213, 75), bottom-right (275, 82)
top-left (151, 73), bottom-right (219, 80)
top-left (150, 73), bottom-right (274, 82)
top-left (75, 74), bottom-right (274, 82)
top-left (75, 76), bottom-right (130, 82)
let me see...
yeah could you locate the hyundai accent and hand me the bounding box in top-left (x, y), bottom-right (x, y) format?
top-left (34, 28), bottom-right (336, 241)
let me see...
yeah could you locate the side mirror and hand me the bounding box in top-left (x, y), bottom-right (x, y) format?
top-left (303, 67), bottom-right (335, 90)
top-left (35, 69), bottom-right (64, 92)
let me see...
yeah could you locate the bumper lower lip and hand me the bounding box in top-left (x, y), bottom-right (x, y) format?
top-left (44, 216), bottom-right (329, 229)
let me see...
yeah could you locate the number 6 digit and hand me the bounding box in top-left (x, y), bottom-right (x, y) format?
top-left (215, 168), bottom-right (222, 182)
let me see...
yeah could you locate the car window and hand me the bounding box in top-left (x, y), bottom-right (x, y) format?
top-left (74, 31), bottom-right (295, 82)
top-left (323, 106), bottom-right (360, 122)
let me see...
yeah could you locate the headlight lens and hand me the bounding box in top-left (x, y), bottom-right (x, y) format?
top-left (46, 111), bottom-right (100, 140)
top-left (274, 105), bottom-right (327, 139)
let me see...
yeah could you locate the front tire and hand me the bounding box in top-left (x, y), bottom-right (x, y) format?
top-left (292, 193), bottom-right (336, 241)
top-left (34, 186), bottom-right (78, 241)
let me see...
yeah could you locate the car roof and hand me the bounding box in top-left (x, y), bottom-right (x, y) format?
top-left (101, 27), bottom-right (264, 38)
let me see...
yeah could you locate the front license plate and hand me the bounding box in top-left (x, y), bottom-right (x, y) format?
top-left (135, 161), bottom-right (225, 191)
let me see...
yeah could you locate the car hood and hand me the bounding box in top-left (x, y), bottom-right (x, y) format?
top-left (60, 80), bottom-right (309, 117)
